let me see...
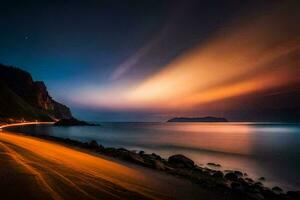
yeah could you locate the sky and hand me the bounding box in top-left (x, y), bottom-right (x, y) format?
top-left (0, 0), bottom-right (299, 122)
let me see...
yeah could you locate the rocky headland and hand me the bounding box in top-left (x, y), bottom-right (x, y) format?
top-left (0, 64), bottom-right (72, 122)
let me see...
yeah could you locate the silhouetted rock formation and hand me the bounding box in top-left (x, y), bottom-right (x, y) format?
top-left (0, 64), bottom-right (72, 122)
top-left (168, 154), bottom-right (195, 168)
top-left (52, 100), bottom-right (72, 120)
top-left (167, 116), bottom-right (228, 122)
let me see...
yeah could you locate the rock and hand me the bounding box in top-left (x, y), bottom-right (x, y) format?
top-left (128, 153), bottom-right (146, 165)
top-left (231, 182), bottom-right (245, 193)
top-left (231, 182), bottom-right (241, 189)
top-left (139, 150), bottom-right (145, 155)
top-left (118, 151), bottom-right (148, 167)
top-left (168, 154), bottom-right (195, 168)
top-left (141, 153), bottom-right (159, 163)
top-left (272, 186), bottom-right (283, 194)
top-left (252, 184), bottom-right (263, 194)
top-left (151, 153), bottom-right (162, 160)
top-left (224, 172), bottom-right (238, 181)
top-left (287, 191), bottom-right (300, 199)
top-left (212, 171), bottom-right (224, 179)
top-left (261, 188), bottom-right (276, 199)
top-left (247, 192), bottom-right (265, 200)
top-left (234, 171), bottom-right (243, 177)
top-left (254, 182), bottom-right (263, 191)
top-left (194, 166), bottom-right (204, 172)
top-left (207, 162), bottom-right (221, 167)
top-left (153, 160), bottom-right (165, 170)
top-left (245, 178), bottom-right (254, 183)
top-left (238, 178), bottom-right (249, 188)
top-left (258, 177), bottom-right (266, 181)
top-left (104, 147), bottom-right (118, 156)
top-left (88, 140), bottom-right (99, 150)
top-left (215, 182), bottom-right (230, 193)
top-left (52, 100), bottom-right (72, 120)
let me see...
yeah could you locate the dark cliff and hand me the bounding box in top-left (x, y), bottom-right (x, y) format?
top-left (0, 64), bottom-right (72, 122)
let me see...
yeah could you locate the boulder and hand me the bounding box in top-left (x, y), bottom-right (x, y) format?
top-left (88, 140), bottom-right (99, 150)
top-left (139, 150), bottom-right (145, 155)
top-left (127, 153), bottom-right (146, 166)
top-left (212, 171), bottom-right (224, 179)
top-left (237, 178), bottom-right (249, 188)
top-left (247, 192), bottom-right (265, 200)
top-left (234, 171), bottom-right (243, 177)
top-left (224, 172), bottom-right (238, 181)
top-left (117, 150), bottom-right (148, 167)
top-left (168, 154), bottom-right (195, 168)
top-left (151, 153), bottom-right (162, 160)
top-left (154, 160), bottom-right (165, 171)
top-left (272, 186), bottom-right (283, 194)
top-left (261, 188), bottom-right (276, 199)
top-left (245, 177), bottom-right (254, 183)
top-left (103, 147), bottom-right (118, 157)
top-left (207, 162), bottom-right (221, 167)
top-left (287, 191), bottom-right (300, 200)
top-left (231, 182), bottom-right (244, 192)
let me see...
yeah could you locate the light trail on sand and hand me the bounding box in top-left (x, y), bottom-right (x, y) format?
top-left (0, 123), bottom-right (217, 200)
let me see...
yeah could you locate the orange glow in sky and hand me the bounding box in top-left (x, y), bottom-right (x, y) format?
top-left (73, 4), bottom-right (300, 112)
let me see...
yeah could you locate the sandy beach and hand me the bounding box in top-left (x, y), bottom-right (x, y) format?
top-left (0, 126), bottom-right (222, 200)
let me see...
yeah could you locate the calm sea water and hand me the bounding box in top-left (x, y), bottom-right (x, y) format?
top-left (8, 122), bottom-right (300, 191)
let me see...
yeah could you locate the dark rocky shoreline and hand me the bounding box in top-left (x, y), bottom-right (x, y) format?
top-left (21, 133), bottom-right (299, 200)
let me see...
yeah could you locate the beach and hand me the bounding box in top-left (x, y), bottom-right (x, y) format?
top-left (0, 125), bottom-right (221, 200)
top-left (9, 122), bottom-right (300, 191)
top-left (1, 123), bottom-right (300, 200)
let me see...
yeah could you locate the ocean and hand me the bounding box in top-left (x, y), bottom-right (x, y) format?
top-left (7, 122), bottom-right (300, 191)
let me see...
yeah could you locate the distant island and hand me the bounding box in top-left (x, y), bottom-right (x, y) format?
top-left (167, 116), bottom-right (228, 122)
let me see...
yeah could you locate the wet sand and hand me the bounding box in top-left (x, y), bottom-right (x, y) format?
top-left (0, 129), bottom-right (223, 200)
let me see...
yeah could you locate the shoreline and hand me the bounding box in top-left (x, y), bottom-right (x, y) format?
top-left (2, 122), bottom-right (300, 200)
top-left (0, 121), bottom-right (54, 129)
top-left (0, 124), bottom-right (221, 200)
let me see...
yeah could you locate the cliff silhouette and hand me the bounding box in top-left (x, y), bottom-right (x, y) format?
top-left (0, 64), bottom-right (72, 122)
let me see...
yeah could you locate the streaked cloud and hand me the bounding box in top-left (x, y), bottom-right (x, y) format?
top-left (126, 4), bottom-right (300, 110)
top-left (73, 2), bottom-right (300, 112)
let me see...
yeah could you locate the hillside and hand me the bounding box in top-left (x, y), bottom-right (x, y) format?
top-left (0, 64), bottom-right (72, 123)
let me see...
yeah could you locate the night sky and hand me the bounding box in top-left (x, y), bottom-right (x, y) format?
top-left (1, 0), bottom-right (299, 121)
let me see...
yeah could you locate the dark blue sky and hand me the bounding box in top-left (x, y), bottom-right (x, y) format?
top-left (1, 0), bottom-right (299, 121)
top-left (0, 0), bottom-right (251, 80)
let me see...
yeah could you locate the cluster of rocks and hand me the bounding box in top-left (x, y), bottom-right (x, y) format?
top-left (32, 135), bottom-right (300, 200)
